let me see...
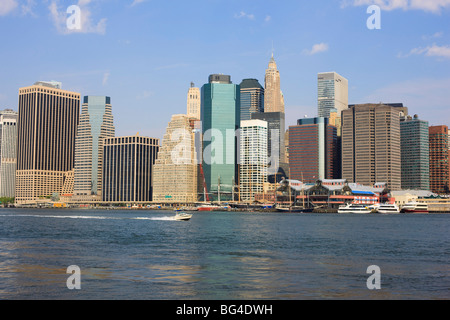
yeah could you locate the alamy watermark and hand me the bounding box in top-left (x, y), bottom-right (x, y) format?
top-left (66, 265), bottom-right (81, 290)
top-left (66, 5), bottom-right (81, 31)
top-left (366, 265), bottom-right (381, 290)
top-left (367, 5), bottom-right (381, 30)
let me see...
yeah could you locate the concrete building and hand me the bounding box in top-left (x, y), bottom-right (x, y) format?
top-left (429, 125), bottom-right (450, 194)
top-left (341, 103), bottom-right (402, 190)
top-left (239, 78), bottom-right (264, 121)
top-left (264, 54), bottom-right (284, 113)
top-left (153, 114), bottom-right (198, 203)
top-left (15, 81), bottom-right (80, 204)
top-left (318, 72), bottom-right (348, 120)
top-left (0, 109), bottom-right (18, 198)
top-left (400, 115), bottom-right (429, 190)
top-left (239, 119), bottom-right (268, 202)
top-left (73, 96), bottom-right (115, 201)
top-left (187, 82), bottom-right (201, 120)
top-left (102, 134), bottom-right (159, 203)
top-left (201, 74), bottom-right (240, 201)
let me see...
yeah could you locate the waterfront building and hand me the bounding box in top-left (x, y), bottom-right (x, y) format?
top-left (16, 81), bottom-right (80, 204)
top-left (400, 115), bottom-right (430, 190)
top-left (264, 54), bottom-right (284, 113)
top-left (73, 96), bottom-right (115, 201)
top-left (153, 114), bottom-right (198, 203)
top-left (341, 103), bottom-right (401, 190)
top-left (239, 78), bottom-right (264, 121)
top-left (429, 125), bottom-right (450, 194)
top-left (187, 82), bottom-right (201, 120)
top-left (201, 74), bottom-right (240, 202)
top-left (288, 117), bottom-right (337, 183)
top-left (0, 109), bottom-right (18, 198)
top-left (102, 134), bottom-right (159, 203)
top-left (239, 119), bottom-right (268, 202)
top-left (318, 72), bottom-right (348, 120)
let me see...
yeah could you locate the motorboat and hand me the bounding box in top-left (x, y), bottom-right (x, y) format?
top-left (377, 203), bottom-right (400, 214)
top-left (174, 212), bottom-right (193, 221)
top-left (338, 203), bottom-right (371, 214)
top-left (401, 202), bottom-right (429, 213)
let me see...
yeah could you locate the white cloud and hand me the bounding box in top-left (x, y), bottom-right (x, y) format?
top-left (131, 0), bottom-right (147, 6)
top-left (0, 0), bottom-right (18, 16)
top-left (102, 72), bottom-right (110, 86)
top-left (48, 0), bottom-right (107, 35)
top-left (234, 11), bottom-right (255, 20)
top-left (265, 15), bottom-right (271, 22)
top-left (341, 0), bottom-right (450, 14)
top-left (399, 44), bottom-right (450, 59)
top-left (302, 43), bottom-right (329, 55)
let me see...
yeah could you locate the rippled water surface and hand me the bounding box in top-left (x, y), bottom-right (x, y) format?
top-left (0, 209), bottom-right (448, 300)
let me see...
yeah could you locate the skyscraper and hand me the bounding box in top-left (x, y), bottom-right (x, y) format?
top-left (400, 115), bottom-right (429, 190)
top-left (73, 96), bottom-right (115, 201)
top-left (187, 82), bottom-right (201, 120)
top-left (153, 114), bottom-right (198, 203)
top-left (318, 72), bottom-right (348, 121)
top-left (429, 125), bottom-right (450, 194)
top-left (264, 54), bottom-right (284, 113)
top-left (201, 74), bottom-right (240, 201)
top-left (289, 117), bottom-right (337, 182)
top-left (240, 119), bottom-right (268, 202)
top-left (341, 104), bottom-right (401, 190)
top-left (239, 78), bottom-right (264, 121)
top-left (0, 109), bottom-right (18, 198)
top-left (102, 135), bottom-right (159, 202)
top-left (16, 81), bottom-right (80, 204)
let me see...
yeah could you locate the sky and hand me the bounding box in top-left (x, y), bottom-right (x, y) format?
top-left (0, 0), bottom-right (449, 140)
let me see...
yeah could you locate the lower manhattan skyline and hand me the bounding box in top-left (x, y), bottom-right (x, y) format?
top-left (0, 0), bottom-right (449, 141)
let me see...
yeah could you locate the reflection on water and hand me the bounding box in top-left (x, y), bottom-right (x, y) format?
top-left (0, 209), bottom-right (449, 300)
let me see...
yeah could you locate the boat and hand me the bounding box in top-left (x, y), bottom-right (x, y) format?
top-left (401, 202), bottom-right (429, 213)
top-left (196, 204), bottom-right (221, 211)
top-left (276, 206), bottom-right (313, 213)
top-left (338, 203), bottom-right (371, 214)
top-left (377, 203), bottom-right (400, 214)
top-left (174, 212), bottom-right (193, 221)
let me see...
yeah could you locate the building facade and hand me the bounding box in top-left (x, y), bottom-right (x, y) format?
top-left (239, 78), bottom-right (264, 121)
top-left (400, 115), bottom-right (430, 190)
top-left (187, 83), bottom-right (201, 120)
top-left (429, 125), bottom-right (450, 194)
top-left (342, 104), bottom-right (402, 190)
top-left (73, 96), bottom-right (115, 201)
top-left (289, 117), bottom-right (337, 183)
top-left (201, 74), bottom-right (240, 201)
top-left (240, 119), bottom-right (268, 202)
top-left (153, 114), bottom-right (198, 203)
top-left (15, 82), bottom-right (80, 204)
top-left (0, 109), bottom-right (18, 198)
top-left (102, 135), bottom-right (159, 203)
top-left (264, 54), bottom-right (284, 113)
top-left (318, 72), bottom-right (348, 119)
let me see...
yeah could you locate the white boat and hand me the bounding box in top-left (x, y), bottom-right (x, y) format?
top-left (338, 203), bottom-right (371, 214)
top-left (401, 202), bottom-right (429, 213)
top-left (174, 212), bottom-right (193, 221)
top-left (377, 203), bottom-right (400, 214)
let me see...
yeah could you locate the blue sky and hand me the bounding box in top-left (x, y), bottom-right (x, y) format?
top-left (0, 0), bottom-right (449, 139)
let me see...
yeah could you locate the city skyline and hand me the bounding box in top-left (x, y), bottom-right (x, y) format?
top-left (0, 1), bottom-right (449, 141)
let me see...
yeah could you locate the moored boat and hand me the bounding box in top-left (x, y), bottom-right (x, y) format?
top-left (377, 203), bottom-right (400, 214)
top-left (338, 203), bottom-right (371, 214)
top-left (401, 202), bottom-right (429, 213)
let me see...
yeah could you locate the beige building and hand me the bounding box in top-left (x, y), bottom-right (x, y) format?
top-left (153, 114), bottom-right (198, 203)
top-left (187, 83), bottom-right (201, 120)
top-left (264, 54), bottom-right (284, 113)
top-left (16, 82), bottom-right (80, 204)
top-left (342, 103), bottom-right (401, 190)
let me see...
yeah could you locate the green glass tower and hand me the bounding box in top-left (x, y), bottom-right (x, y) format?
top-left (201, 74), bottom-right (240, 202)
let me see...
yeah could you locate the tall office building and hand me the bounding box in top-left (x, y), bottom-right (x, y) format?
top-left (341, 104), bottom-right (401, 190)
top-left (73, 96), bottom-right (115, 200)
top-left (400, 115), bottom-right (429, 190)
top-left (240, 119), bottom-right (268, 202)
top-left (16, 81), bottom-right (80, 204)
top-left (239, 79), bottom-right (264, 121)
top-left (102, 135), bottom-right (159, 202)
top-left (264, 54), bottom-right (284, 113)
top-left (201, 74), bottom-right (240, 201)
top-left (187, 82), bottom-right (201, 120)
top-left (429, 125), bottom-right (450, 194)
top-left (153, 114), bottom-right (198, 203)
top-left (318, 72), bottom-right (348, 123)
top-left (0, 109), bottom-right (18, 198)
top-left (289, 117), bottom-right (337, 182)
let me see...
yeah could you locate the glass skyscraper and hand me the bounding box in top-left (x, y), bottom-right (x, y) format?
top-left (239, 79), bottom-right (264, 121)
top-left (318, 72), bottom-right (348, 119)
top-left (201, 74), bottom-right (240, 201)
top-left (0, 109), bottom-right (18, 198)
